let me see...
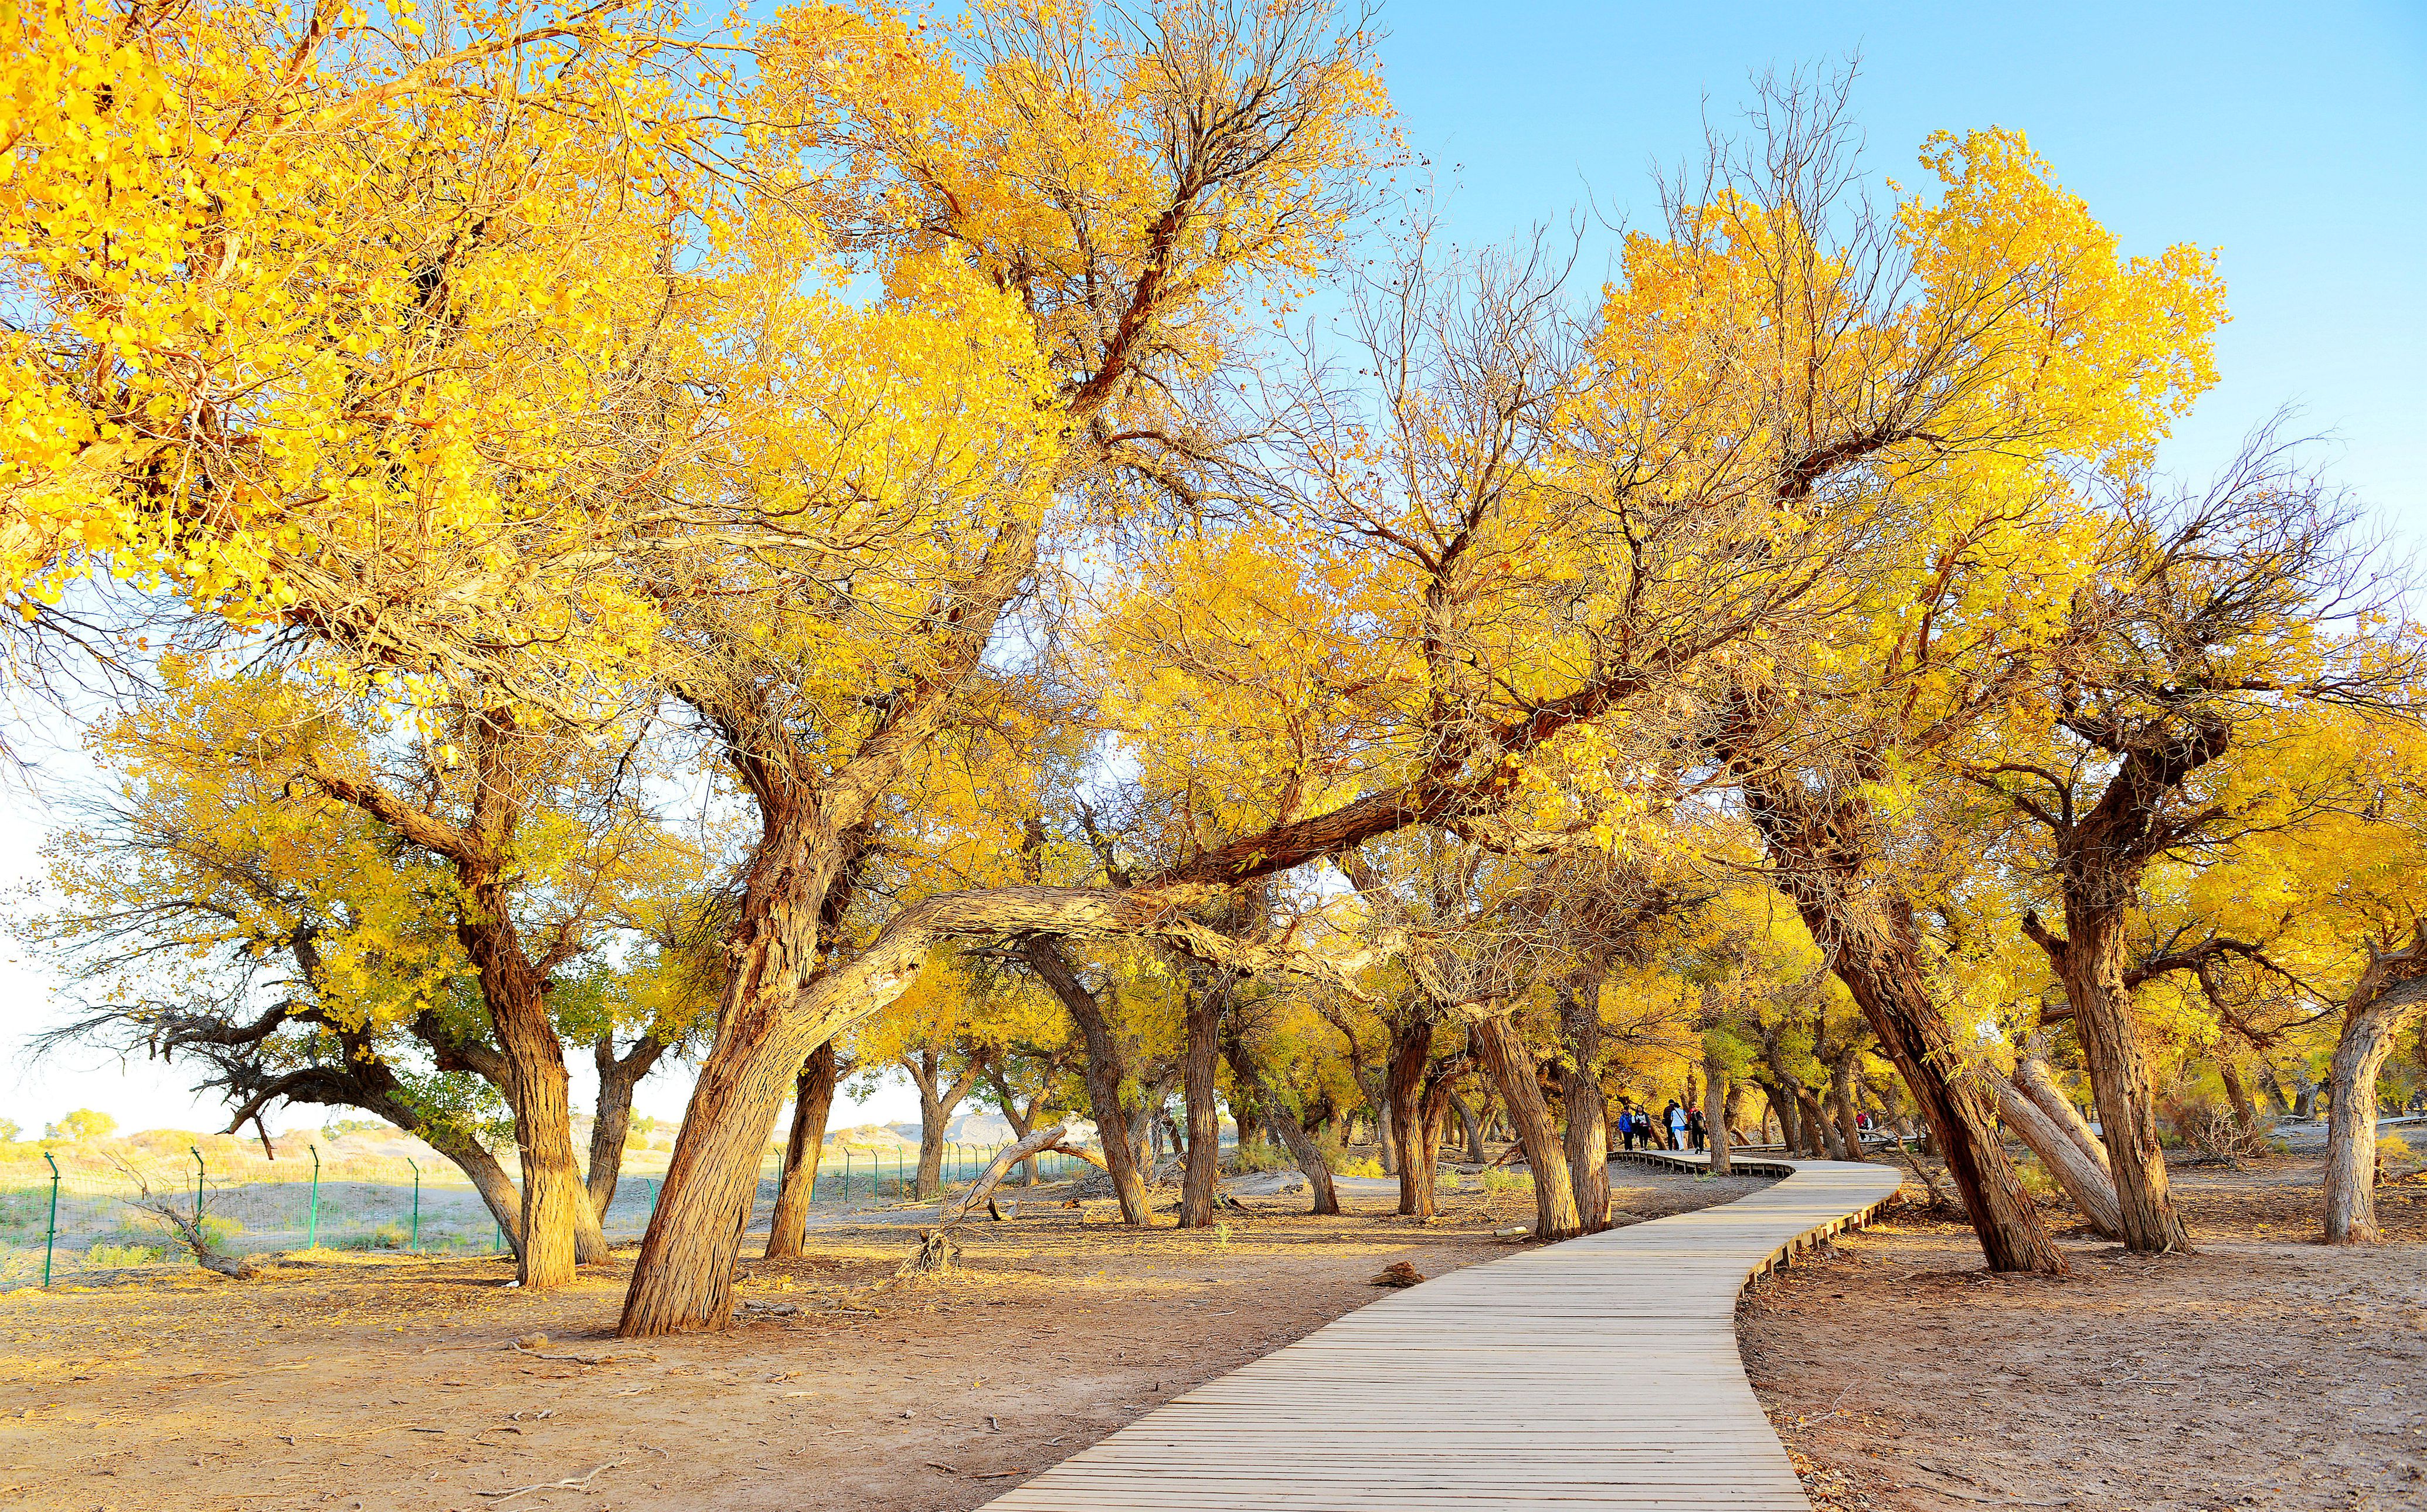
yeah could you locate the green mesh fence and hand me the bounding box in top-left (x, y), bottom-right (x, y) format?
top-left (1, 1140), bottom-right (1089, 1288)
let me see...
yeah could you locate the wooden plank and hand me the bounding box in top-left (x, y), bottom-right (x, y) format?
top-left (978, 1153), bottom-right (1903, 1512)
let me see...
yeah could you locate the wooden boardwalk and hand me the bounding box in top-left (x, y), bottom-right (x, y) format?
top-left (981, 1153), bottom-right (1903, 1511)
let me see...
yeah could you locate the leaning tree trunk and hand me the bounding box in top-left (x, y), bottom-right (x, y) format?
top-left (1760, 1079), bottom-right (1799, 1154)
top-left (1446, 1088), bottom-right (1487, 1164)
top-left (1471, 1016), bottom-right (1583, 1241)
top-left (1025, 942), bottom-right (1153, 1226)
top-left (1800, 1086), bottom-right (1843, 1159)
top-left (765, 1041), bottom-right (840, 1260)
top-left (1178, 974), bottom-right (1235, 1229)
top-left (1385, 1017), bottom-right (1432, 1217)
top-left (1821, 923), bottom-right (2065, 1273)
top-left (2324, 936), bottom-right (2427, 1243)
top-left (2014, 1047), bottom-right (2112, 1177)
top-left (1993, 1074), bottom-right (2122, 1238)
top-left (1558, 974), bottom-right (1612, 1232)
top-left (2057, 906), bottom-right (2191, 1253)
top-left (1252, 1079), bottom-right (1341, 1215)
top-left (2253, 1058), bottom-right (2295, 1116)
top-left (1741, 762), bottom-right (2064, 1273)
top-left (424, 1126), bottom-right (528, 1260)
top-left (2218, 1059), bottom-right (2261, 1143)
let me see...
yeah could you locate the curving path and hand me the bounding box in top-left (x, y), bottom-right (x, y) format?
top-left (981, 1152), bottom-right (1903, 1511)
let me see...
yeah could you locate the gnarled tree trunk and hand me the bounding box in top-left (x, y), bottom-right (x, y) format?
top-left (1705, 1044), bottom-right (1733, 1177)
top-left (1734, 744), bottom-right (2065, 1273)
top-left (2218, 1059), bottom-right (2261, 1143)
top-left (1385, 1015), bottom-right (1432, 1217)
top-left (1558, 971), bottom-right (1612, 1231)
top-left (1179, 971), bottom-right (1237, 1228)
top-left (1026, 940), bottom-right (1154, 1227)
top-left (1251, 1076), bottom-right (1340, 1215)
top-left (2038, 905), bottom-right (2190, 1253)
top-left (1471, 1017), bottom-right (1582, 1240)
top-left (2324, 929), bottom-right (2427, 1243)
top-left (1830, 1052), bottom-right (1866, 1162)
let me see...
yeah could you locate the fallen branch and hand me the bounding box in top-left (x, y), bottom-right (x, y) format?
top-left (479, 1459), bottom-right (621, 1501)
top-left (903, 1123), bottom-right (1089, 1273)
top-left (511, 1345), bottom-right (657, 1366)
top-left (1886, 1133), bottom-right (1963, 1216)
top-left (106, 1154), bottom-right (261, 1279)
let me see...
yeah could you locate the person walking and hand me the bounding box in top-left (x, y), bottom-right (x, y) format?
top-left (1617, 1104), bottom-right (1638, 1152)
top-left (1663, 1098), bottom-right (1685, 1151)
top-left (1687, 1103), bottom-right (1707, 1154)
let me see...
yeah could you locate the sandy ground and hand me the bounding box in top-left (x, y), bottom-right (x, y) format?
top-left (0, 1166), bottom-right (1775, 1512)
top-left (1738, 1156), bottom-right (2427, 1512)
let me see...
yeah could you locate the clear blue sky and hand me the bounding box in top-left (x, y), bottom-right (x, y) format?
top-left (5, 0), bottom-right (2423, 1138)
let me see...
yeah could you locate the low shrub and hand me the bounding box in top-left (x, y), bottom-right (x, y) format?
top-left (1231, 1140), bottom-right (1298, 1174)
top-left (1478, 1169), bottom-right (1532, 1197)
top-left (1334, 1157), bottom-right (1385, 1178)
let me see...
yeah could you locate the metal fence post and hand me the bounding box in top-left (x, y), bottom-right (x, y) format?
top-left (307, 1143), bottom-right (321, 1249)
top-left (190, 1146), bottom-right (205, 1220)
top-left (406, 1158), bottom-right (422, 1251)
top-left (842, 1149), bottom-right (852, 1207)
top-left (42, 1151), bottom-right (61, 1287)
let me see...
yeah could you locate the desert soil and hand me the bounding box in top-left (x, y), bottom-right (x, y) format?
top-left (1738, 1155), bottom-right (2427, 1512)
top-left (0, 1166), bottom-right (1775, 1511)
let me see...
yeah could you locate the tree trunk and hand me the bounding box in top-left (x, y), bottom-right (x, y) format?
top-left (1385, 1016), bottom-right (1431, 1216)
top-left (1024, 942), bottom-right (1153, 1226)
top-left (1800, 1086), bottom-right (1843, 1159)
top-left (1762, 1080), bottom-right (1799, 1153)
top-left (485, 964), bottom-right (584, 1287)
top-left (2324, 942), bottom-right (2427, 1243)
top-left (1821, 922), bottom-right (2064, 1272)
top-left (1994, 1074), bottom-right (2122, 1238)
top-left (2051, 905), bottom-right (2190, 1253)
top-left (1446, 1088), bottom-right (1487, 1164)
top-left (1830, 1054), bottom-right (1867, 1162)
top-left (1706, 1045), bottom-right (1733, 1177)
top-left (1374, 1090), bottom-right (1401, 1175)
top-left (1179, 973), bottom-right (1235, 1229)
top-left (2218, 1059), bottom-right (2261, 1142)
top-left (912, 1065), bottom-right (952, 1200)
top-left (1557, 973), bottom-right (1612, 1232)
top-left (1738, 759), bottom-right (2065, 1273)
top-left (2014, 1048), bottom-right (2112, 1177)
top-left (2254, 1058), bottom-right (2295, 1116)
top-left (1471, 1017), bottom-right (1582, 1240)
top-left (765, 1041), bottom-right (839, 1259)
top-left (587, 1034), bottom-right (667, 1221)
top-left (1409, 1061), bottom-right (1464, 1222)
top-left (427, 1125), bottom-right (528, 1259)
top-left (1252, 1078), bottom-right (1340, 1215)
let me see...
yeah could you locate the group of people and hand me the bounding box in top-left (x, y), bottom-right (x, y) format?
top-left (1616, 1098), bottom-right (1707, 1153)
